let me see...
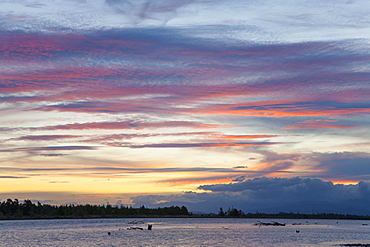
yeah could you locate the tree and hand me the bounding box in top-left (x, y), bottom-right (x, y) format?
top-left (218, 207), bottom-right (225, 216)
top-left (228, 207), bottom-right (240, 216)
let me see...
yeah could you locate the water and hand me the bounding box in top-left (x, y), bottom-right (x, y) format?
top-left (0, 218), bottom-right (369, 246)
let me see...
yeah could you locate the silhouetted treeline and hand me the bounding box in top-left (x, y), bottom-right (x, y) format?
top-left (2, 199), bottom-right (369, 220)
top-left (218, 207), bottom-right (244, 217)
top-left (242, 211), bottom-right (370, 220)
top-left (0, 198), bottom-right (189, 219)
top-left (215, 207), bottom-right (370, 219)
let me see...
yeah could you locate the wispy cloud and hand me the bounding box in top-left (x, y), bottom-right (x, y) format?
top-left (12, 135), bottom-right (82, 141)
top-left (124, 142), bottom-right (283, 149)
top-left (1, 0), bottom-right (369, 210)
top-left (283, 119), bottom-right (358, 129)
top-left (0, 146), bottom-right (97, 152)
top-left (30, 121), bottom-right (230, 131)
top-left (0, 176), bottom-right (28, 179)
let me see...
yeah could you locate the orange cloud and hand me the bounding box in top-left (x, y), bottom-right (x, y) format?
top-left (189, 100), bottom-right (370, 118)
top-left (127, 142), bottom-right (281, 148)
top-left (218, 134), bottom-right (283, 139)
top-left (159, 176), bottom-right (233, 186)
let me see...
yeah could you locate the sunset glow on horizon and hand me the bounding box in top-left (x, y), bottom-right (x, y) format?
top-left (1, 0), bottom-right (370, 213)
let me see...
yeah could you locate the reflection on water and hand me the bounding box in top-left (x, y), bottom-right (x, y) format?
top-left (0, 218), bottom-right (369, 246)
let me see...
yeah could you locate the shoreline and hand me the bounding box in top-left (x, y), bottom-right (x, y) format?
top-left (1, 214), bottom-right (370, 221)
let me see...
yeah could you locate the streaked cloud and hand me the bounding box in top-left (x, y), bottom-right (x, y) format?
top-left (124, 142), bottom-right (283, 149)
top-left (0, 176), bottom-right (28, 179)
top-left (12, 135), bottom-right (83, 141)
top-left (283, 119), bottom-right (358, 129)
top-left (0, 0), bottom-right (369, 211)
top-left (27, 121), bottom-right (230, 131)
top-left (0, 146), bottom-right (97, 152)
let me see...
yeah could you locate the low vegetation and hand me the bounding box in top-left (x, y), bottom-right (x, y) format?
top-left (0, 198), bottom-right (189, 219)
top-left (215, 207), bottom-right (370, 219)
top-left (1, 199), bottom-right (370, 220)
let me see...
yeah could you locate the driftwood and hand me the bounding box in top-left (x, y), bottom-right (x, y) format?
top-left (127, 226), bottom-right (144, 230)
top-left (339, 244), bottom-right (370, 246)
top-left (255, 221), bottom-right (285, 226)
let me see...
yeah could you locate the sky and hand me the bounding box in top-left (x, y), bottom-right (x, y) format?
top-left (1, 0), bottom-right (370, 214)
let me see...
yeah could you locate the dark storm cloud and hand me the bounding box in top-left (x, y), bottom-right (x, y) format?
top-left (316, 152), bottom-right (370, 180)
top-left (131, 177), bottom-right (370, 214)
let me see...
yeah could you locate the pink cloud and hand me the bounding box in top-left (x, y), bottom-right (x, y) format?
top-left (0, 146), bottom-right (97, 152)
top-left (14, 135), bottom-right (82, 141)
top-left (123, 142), bottom-right (282, 149)
top-left (190, 100), bottom-right (370, 118)
top-left (28, 121), bottom-right (232, 131)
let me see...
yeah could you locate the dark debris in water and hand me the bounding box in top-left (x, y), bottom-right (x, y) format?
top-left (338, 244), bottom-right (370, 246)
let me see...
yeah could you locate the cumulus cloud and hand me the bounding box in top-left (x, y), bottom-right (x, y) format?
top-left (131, 177), bottom-right (370, 214)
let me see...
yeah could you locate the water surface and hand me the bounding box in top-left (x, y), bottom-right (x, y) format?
top-left (1, 218), bottom-right (369, 246)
